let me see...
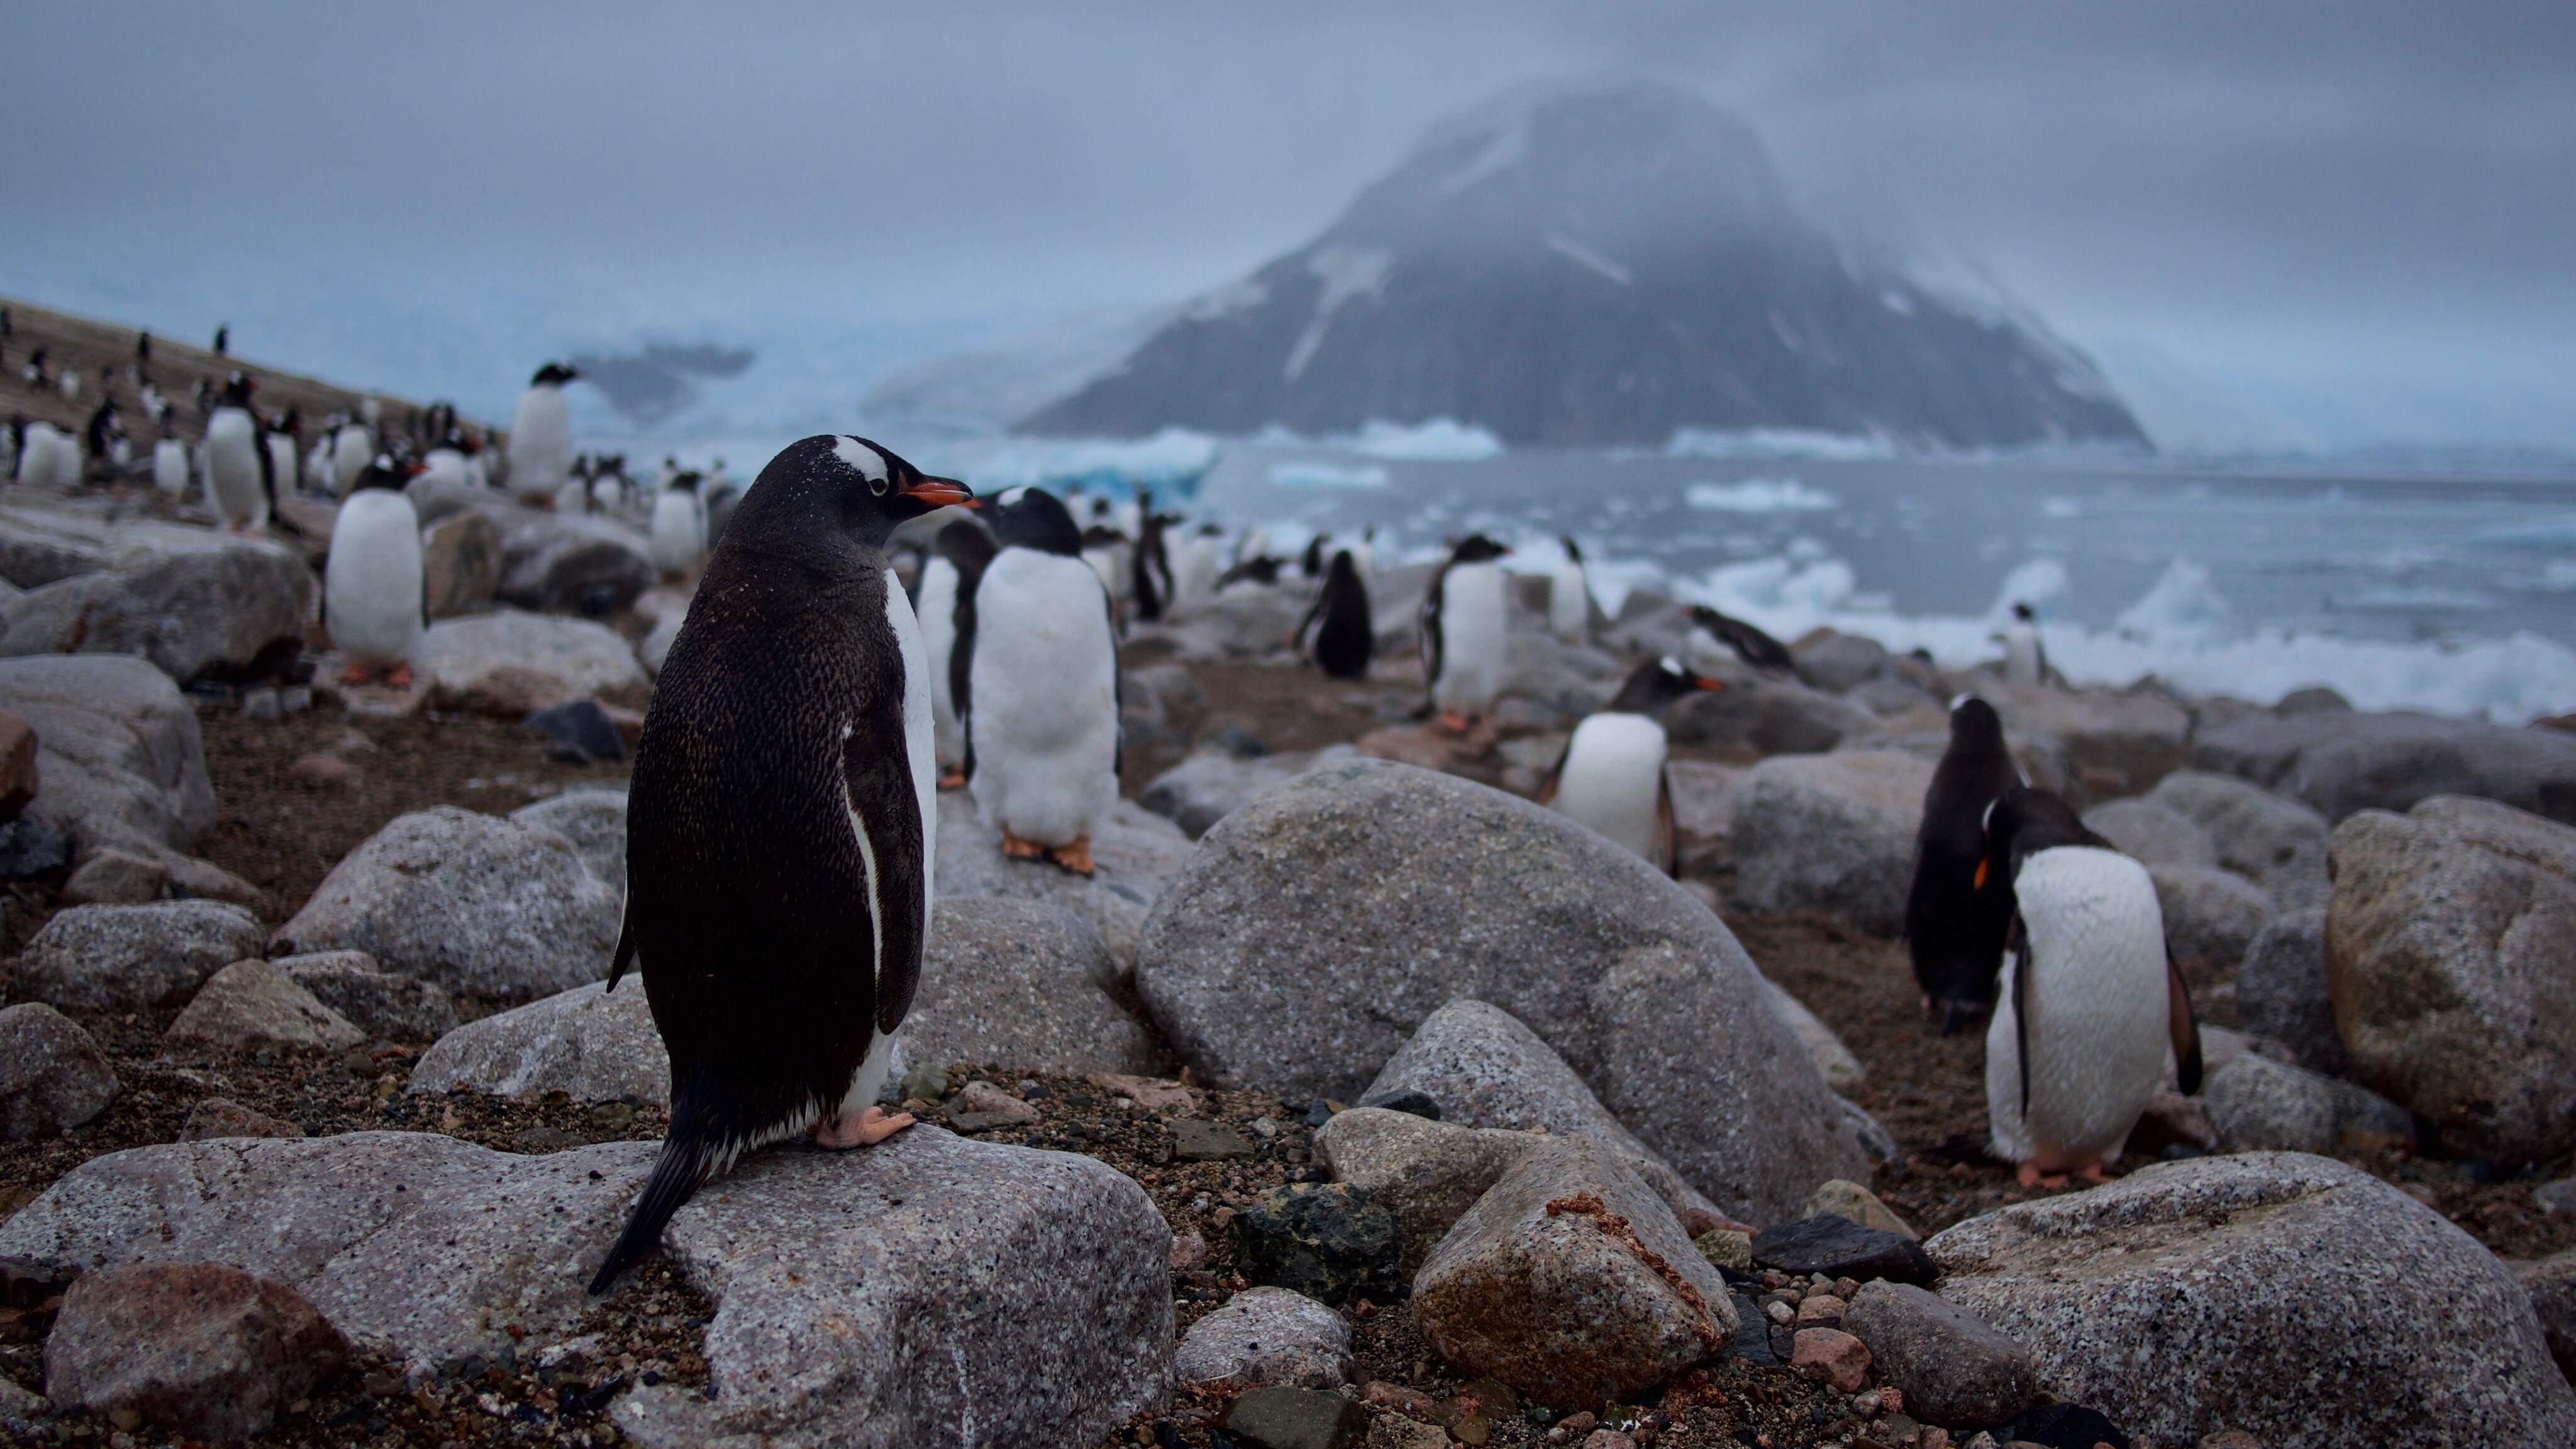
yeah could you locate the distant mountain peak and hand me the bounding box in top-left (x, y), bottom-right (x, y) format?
top-left (1021, 80), bottom-right (2145, 451)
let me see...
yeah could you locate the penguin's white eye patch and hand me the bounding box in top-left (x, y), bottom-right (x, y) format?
top-left (833, 436), bottom-right (889, 489)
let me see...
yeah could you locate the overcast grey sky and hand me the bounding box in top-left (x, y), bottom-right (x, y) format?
top-left (5, 1), bottom-right (2571, 445)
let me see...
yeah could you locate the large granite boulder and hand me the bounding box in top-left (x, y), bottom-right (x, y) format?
top-left (406, 980), bottom-right (667, 1106)
top-left (0, 525), bottom-right (311, 683)
top-left (166, 961), bottom-right (367, 1053)
top-left (509, 787), bottom-right (628, 896)
top-left (0, 504), bottom-right (112, 587)
top-left (43, 1262), bottom-right (348, 1441)
top-left (1929, 1152), bottom-right (2576, 1447)
top-left (1728, 750), bottom-right (1932, 934)
top-left (2150, 769), bottom-right (2334, 910)
top-left (271, 806), bottom-right (622, 1002)
top-left (275, 952), bottom-right (459, 1042)
top-left (1139, 746), bottom-right (1352, 840)
top-left (1135, 758), bottom-right (1869, 1224)
top-left (936, 790), bottom-right (1194, 968)
top-left (2148, 863), bottom-right (2273, 971)
top-left (1982, 682), bottom-right (2192, 803)
top-left (16, 899), bottom-right (265, 1013)
top-left (496, 514), bottom-right (655, 615)
top-left (0, 655), bottom-right (214, 855)
top-left (1663, 673), bottom-right (1875, 756)
top-left (2236, 908), bottom-right (2346, 1075)
top-left (2079, 797), bottom-right (2218, 869)
top-left (2326, 796), bottom-right (2576, 1162)
top-left (2200, 1051), bottom-right (2412, 1154)
top-left (2195, 709), bottom-right (2576, 826)
top-left (414, 610), bottom-right (647, 717)
top-left (899, 898), bottom-right (1159, 1077)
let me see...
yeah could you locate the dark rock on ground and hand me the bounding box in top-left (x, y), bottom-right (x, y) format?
top-left (0, 1002), bottom-right (118, 1141)
top-left (1233, 1182), bottom-right (1402, 1307)
top-left (1841, 1281), bottom-right (2037, 1429)
top-left (178, 1097), bottom-right (305, 1141)
top-left (16, 898), bottom-right (265, 1013)
top-left (1750, 1214), bottom-right (1937, 1286)
top-left (523, 698), bottom-right (626, 763)
top-left (275, 950), bottom-right (460, 1042)
top-left (42, 1260), bottom-right (349, 1441)
top-left (1223, 1384), bottom-right (1368, 1449)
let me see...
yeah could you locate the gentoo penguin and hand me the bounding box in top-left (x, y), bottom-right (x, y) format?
top-left (962, 486), bottom-right (1121, 874)
top-left (1904, 696), bottom-right (2026, 1034)
top-left (588, 435), bottom-right (971, 1294)
top-left (1422, 534), bottom-right (1511, 729)
top-left (202, 374), bottom-right (270, 531)
top-left (263, 411), bottom-right (301, 497)
top-left (702, 460), bottom-right (741, 549)
top-left (1983, 786), bottom-right (2203, 1186)
top-left (508, 362), bottom-right (581, 505)
top-left (330, 421), bottom-right (374, 494)
top-left (323, 456), bottom-right (426, 684)
top-left (1687, 604), bottom-right (1795, 672)
top-left (14, 422), bottom-right (77, 488)
top-left (920, 518), bottom-right (997, 790)
top-left (1997, 601), bottom-right (2047, 685)
top-left (1301, 533), bottom-right (1328, 579)
top-left (1130, 499), bottom-right (1175, 621)
top-left (1550, 537), bottom-right (1591, 643)
top-left (1296, 548), bottom-right (1374, 680)
top-left (1346, 525), bottom-right (1377, 583)
top-left (213, 323), bottom-right (229, 355)
top-left (1536, 657), bottom-right (1722, 873)
top-left (152, 435), bottom-right (191, 496)
top-left (1173, 523), bottom-right (1224, 613)
top-left (418, 431), bottom-right (472, 492)
top-left (650, 472), bottom-right (707, 579)
top-left (84, 399), bottom-right (125, 473)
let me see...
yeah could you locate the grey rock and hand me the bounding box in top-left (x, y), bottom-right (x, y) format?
top-left (1806, 1179), bottom-right (1918, 1241)
top-left (1982, 682), bottom-right (2192, 804)
top-left (1222, 1385), bottom-right (1369, 1449)
top-left (2519, 1251), bottom-right (2576, 1387)
top-left (271, 805), bottom-right (622, 1002)
top-left (1664, 672), bottom-right (1877, 755)
top-left (43, 1261), bottom-right (348, 1441)
top-left (2151, 769), bottom-right (2334, 910)
top-left (1751, 1214), bottom-right (1936, 1284)
top-left (612, 1128), bottom-right (1174, 1449)
top-left (509, 787), bottom-right (628, 896)
top-left (1139, 745), bottom-right (1355, 840)
top-left (275, 952), bottom-right (460, 1042)
top-left (0, 526), bottom-right (311, 683)
top-left (17, 899), bottom-right (265, 1013)
top-left (1729, 750), bottom-right (1933, 935)
top-left (1933, 1152), bottom-right (2576, 1446)
top-left (0, 655), bottom-right (215, 855)
top-left (415, 610), bottom-right (647, 716)
top-left (419, 509), bottom-right (502, 619)
top-left (1501, 633), bottom-right (1624, 720)
top-left (1793, 631), bottom-right (1890, 692)
top-left (166, 961), bottom-right (367, 1053)
top-left (2201, 1051), bottom-right (2412, 1154)
top-left (1174, 1285), bottom-right (1352, 1389)
top-left (899, 897), bottom-right (1158, 1077)
top-left (2081, 797), bottom-right (2219, 869)
top-left (0, 504), bottom-right (111, 587)
top-left (496, 513), bottom-right (655, 615)
top-left (1169, 584), bottom-right (1303, 660)
top-left (1664, 759), bottom-right (1743, 875)
top-left (2148, 863), bottom-right (2273, 970)
top-left (1232, 1182), bottom-right (1402, 1307)
top-left (406, 981), bottom-right (667, 1107)
top-left (936, 789), bottom-right (1194, 968)
top-left (1312, 1107), bottom-right (1539, 1272)
top-left (2326, 796), bottom-right (2576, 1162)
top-left (2273, 686), bottom-right (2353, 716)
top-left (1363, 999), bottom-right (1726, 1233)
top-left (1136, 760), bottom-right (1867, 1224)
top-left (1757, 975), bottom-right (1866, 1092)
top-left (1845, 675), bottom-right (1940, 718)
top-left (2194, 708), bottom-right (2576, 826)
top-left (0, 1002), bottom-right (118, 1140)
top-left (2235, 909), bottom-right (2346, 1075)
top-left (1841, 1281), bottom-right (2038, 1430)
top-left (1411, 1136), bottom-right (1735, 1406)
top-left (179, 1098), bottom-right (304, 1141)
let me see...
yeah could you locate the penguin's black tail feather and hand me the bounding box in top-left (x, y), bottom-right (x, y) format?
top-left (587, 1080), bottom-right (733, 1296)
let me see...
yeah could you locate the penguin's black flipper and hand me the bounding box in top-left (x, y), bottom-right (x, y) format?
top-left (2007, 913), bottom-right (2033, 1124)
top-left (2167, 950), bottom-right (2204, 1095)
top-left (604, 908), bottom-right (636, 994)
top-left (1656, 768), bottom-right (1678, 879)
top-left (1419, 561), bottom-right (1450, 708)
top-left (1102, 579), bottom-right (1124, 779)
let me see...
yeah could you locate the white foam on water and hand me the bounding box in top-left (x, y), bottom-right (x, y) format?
top-left (1990, 558), bottom-right (2072, 621)
top-left (1267, 460), bottom-right (1391, 489)
top-left (919, 427), bottom-right (1216, 497)
top-left (1684, 477), bottom-right (1841, 513)
top-left (2113, 557), bottom-right (2235, 642)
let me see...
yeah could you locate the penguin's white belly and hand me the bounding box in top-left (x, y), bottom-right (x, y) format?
top-left (152, 439), bottom-right (190, 496)
top-left (331, 428), bottom-right (374, 491)
top-left (1549, 713), bottom-right (1668, 863)
top-left (1083, 543), bottom-right (1128, 600)
top-left (203, 411), bottom-right (265, 525)
top-left (1433, 563), bottom-right (1509, 713)
top-left (325, 492), bottom-right (425, 666)
top-left (967, 549), bottom-right (1119, 847)
top-left (918, 558), bottom-right (963, 765)
top-left (265, 435), bottom-right (299, 494)
top-left (1174, 540), bottom-right (1220, 613)
top-left (650, 492), bottom-right (704, 575)
top-left (2002, 624), bottom-right (2042, 684)
top-left (1987, 845), bottom-right (2170, 1169)
top-left (508, 387), bottom-right (572, 500)
top-left (1550, 564), bottom-right (1589, 641)
top-left (419, 450), bottom-right (469, 491)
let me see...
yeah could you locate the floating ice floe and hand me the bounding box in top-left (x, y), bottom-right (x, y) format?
top-left (1267, 461), bottom-right (1391, 489)
top-left (1665, 427), bottom-right (1896, 462)
top-left (1682, 477), bottom-right (1841, 513)
top-left (1338, 418), bottom-right (1506, 461)
top-left (935, 428), bottom-right (1217, 499)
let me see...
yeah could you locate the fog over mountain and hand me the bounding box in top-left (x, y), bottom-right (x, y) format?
top-left (1019, 82), bottom-right (2144, 450)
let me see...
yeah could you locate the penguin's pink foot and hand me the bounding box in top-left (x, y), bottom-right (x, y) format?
top-left (2016, 1162), bottom-right (2070, 1189)
top-left (1437, 709), bottom-right (1477, 735)
top-left (1046, 836), bottom-right (1096, 876)
top-left (999, 830), bottom-right (1047, 862)
top-left (340, 663), bottom-right (375, 685)
top-left (813, 1106), bottom-right (913, 1150)
top-left (2076, 1159), bottom-right (2112, 1184)
top-left (384, 663), bottom-right (413, 689)
top-left (937, 765), bottom-right (967, 791)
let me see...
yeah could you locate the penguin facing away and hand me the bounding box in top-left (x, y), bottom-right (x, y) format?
top-left (202, 373), bottom-right (269, 531)
top-left (1538, 656), bottom-right (1723, 874)
top-left (509, 361), bottom-right (582, 506)
top-left (1982, 786), bottom-right (2203, 1186)
top-left (960, 486), bottom-right (1121, 875)
top-left (1904, 694), bottom-right (2026, 1034)
top-left (1422, 534), bottom-right (1511, 730)
top-left (1297, 548), bottom-right (1374, 680)
top-left (1550, 536), bottom-right (1591, 643)
top-left (589, 435), bottom-right (972, 1294)
top-left (921, 517), bottom-right (997, 790)
top-left (323, 456), bottom-right (428, 684)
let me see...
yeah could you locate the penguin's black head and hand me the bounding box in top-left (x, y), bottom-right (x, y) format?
top-left (218, 372), bottom-right (256, 409)
top-left (530, 362), bottom-right (582, 387)
top-left (1607, 655), bottom-right (1724, 713)
top-left (353, 453), bottom-right (421, 492)
top-left (934, 517), bottom-right (999, 572)
top-left (726, 435), bottom-right (972, 550)
top-left (1983, 786), bottom-right (2107, 875)
top-left (2012, 601), bottom-right (2036, 622)
top-left (1947, 694), bottom-right (2006, 753)
top-left (1449, 534), bottom-right (1510, 565)
top-left (1325, 548), bottom-right (1362, 587)
top-left (982, 487), bottom-right (1085, 556)
top-left (1561, 535), bottom-right (1584, 564)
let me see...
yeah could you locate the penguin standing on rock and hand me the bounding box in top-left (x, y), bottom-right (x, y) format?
top-left (1904, 695), bottom-right (2026, 1034)
top-left (1422, 535), bottom-right (1510, 730)
top-left (323, 456), bottom-right (427, 684)
top-left (1550, 537), bottom-right (1591, 643)
top-left (650, 471), bottom-right (707, 579)
top-left (920, 518), bottom-right (997, 789)
top-left (1982, 786), bottom-right (2202, 1186)
top-left (589, 435), bottom-right (971, 1294)
top-left (1296, 548), bottom-right (1374, 680)
top-left (960, 486), bottom-right (1121, 875)
top-left (202, 373), bottom-right (270, 531)
top-left (1130, 494), bottom-right (1175, 621)
top-left (508, 362), bottom-right (581, 505)
top-left (1997, 601), bottom-right (2048, 685)
top-left (1538, 657), bottom-right (1722, 873)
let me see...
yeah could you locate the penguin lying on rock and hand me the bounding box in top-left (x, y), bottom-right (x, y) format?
top-left (1982, 786), bottom-right (2204, 1187)
top-left (1904, 695), bottom-right (2024, 1034)
top-left (589, 435), bottom-right (970, 1294)
top-left (1537, 656), bottom-right (1723, 874)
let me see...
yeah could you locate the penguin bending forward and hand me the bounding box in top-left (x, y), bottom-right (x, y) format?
top-left (1422, 534), bottom-right (1511, 730)
top-left (589, 436), bottom-right (970, 1293)
top-left (1296, 548), bottom-right (1374, 680)
top-left (1982, 786), bottom-right (2203, 1186)
top-left (323, 455), bottom-right (427, 684)
top-left (1538, 656), bottom-right (1723, 874)
top-left (921, 517), bottom-right (997, 790)
top-left (1904, 695), bottom-right (2024, 1033)
top-left (961, 487), bottom-right (1121, 875)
